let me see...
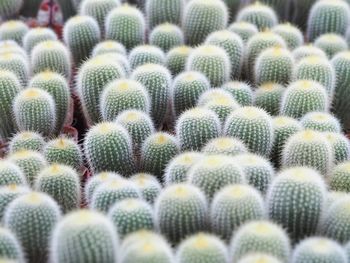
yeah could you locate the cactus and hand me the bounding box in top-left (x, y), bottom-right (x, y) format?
top-left (176, 107), bottom-right (221, 151)
top-left (13, 88), bottom-right (56, 137)
top-left (205, 30), bottom-right (244, 79)
top-left (146, 0), bottom-right (184, 29)
top-left (210, 184), bottom-right (265, 241)
top-left (0, 53), bottom-right (29, 86)
top-left (0, 70), bottom-right (21, 141)
top-left (229, 220), bottom-right (291, 262)
top-left (188, 155), bottom-right (246, 200)
top-left (63, 15), bottom-right (101, 65)
top-left (267, 167), bottom-right (326, 241)
top-left (282, 130), bottom-right (333, 176)
top-left (280, 80), bottom-right (329, 119)
top-left (236, 2), bottom-right (278, 31)
top-left (224, 106), bottom-right (274, 156)
top-left (292, 237), bottom-right (347, 263)
top-left (0, 21), bottom-right (28, 45)
top-left (0, 0), bottom-right (23, 19)
top-left (29, 71), bottom-right (70, 134)
top-left (0, 161), bottom-right (26, 187)
top-left (92, 40), bottom-right (126, 57)
top-left (254, 83), bottom-right (285, 116)
top-left (84, 122), bottom-right (136, 175)
top-left (130, 173), bottom-right (161, 204)
top-left (76, 56), bottom-right (126, 124)
top-left (237, 254), bottom-right (282, 263)
top-left (292, 45), bottom-right (327, 62)
top-left (222, 81), bottom-right (254, 106)
top-left (326, 191), bottom-right (349, 208)
top-left (186, 44), bottom-right (231, 87)
top-left (166, 45), bottom-right (192, 76)
top-left (330, 161), bottom-right (350, 192)
top-left (272, 23), bottom-right (304, 50)
top-left (105, 4), bottom-right (145, 51)
top-left (203, 96), bottom-right (240, 125)
top-left (0, 185), bottom-right (30, 221)
top-left (129, 45), bottom-right (165, 70)
top-left (50, 209), bottom-right (118, 263)
top-left (228, 22), bottom-right (259, 43)
top-left (203, 137), bottom-right (248, 157)
top-left (0, 40), bottom-right (26, 58)
top-left (31, 40), bottom-right (71, 79)
top-left (255, 47), bottom-right (294, 86)
top-left (8, 150), bottom-right (46, 186)
top-left (314, 33), bottom-right (348, 59)
top-left (90, 178), bottom-right (141, 213)
top-left (307, 0), bottom-right (350, 42)
top-left (84, 172), bottom-right (121, 204)
top-left (300, 112), bottom-right (341, 133)
top-left (149, 23), bottom-right (184, 52)
top-left (23, 27), bottom-right (57, 53)
top-left (0, 227), bottom-right (24, 262)
top-left (197, 88), bottom-right (233, 106)
top-left (155, 183), bottom-right (208, 244)
top-left (176, 233), bottom-right (228, 263)
top-left (108, 198), bottom-right (154, 238)
top-left (233, 153), bottom-right (274, 194)
top-left (183, 0), bottom-right (228, 46)
top-left (4, 192), bottom-right (61, 263)
top-left (131, 64), bottom-right (171, 128)
top-left (34, 164), bottom-right (80, 213)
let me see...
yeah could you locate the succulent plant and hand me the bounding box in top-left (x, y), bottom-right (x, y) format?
top-left (202, 137), bottom-right (248, 157)
top-left (23, 27), bottom-right (57, 54)
top-left (272, 23), bottom-right (304, 50)
top-left (228, 22), bottom-right (258, 43)
top-left (130, 173), bottom-right (162, 204)
top-left (92, 40), bottom-right (126, 57)
top-left (149, 23), bottom-right (184, 52)
top-left (314, 33), bottom-right (348, 58)
top-left (254, 83), bottom-right (285, 116)
top-left (330, 161), bottom-right (350, 192)
top-left (146, 0), bottom-right (184, 29)
top-left (165, 45), bottom-right (192, 76)
top-left (0, 227), bottom-right (24, 262)
top-left (222, 81), bottom-right (254, 106)
top-left (0, 21), bottom-right (28, 45)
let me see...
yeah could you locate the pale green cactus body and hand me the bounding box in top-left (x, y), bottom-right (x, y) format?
top-left (254, 83), bottom-right (285, 116)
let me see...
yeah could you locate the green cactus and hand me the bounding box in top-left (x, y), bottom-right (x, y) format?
top-left (272, 23), bottom-right (304, 50)
top-left (63, 15), bottom-right (101, 65)
top-left (197, 88), bottom-right (233, 106)
top-left (254, 83), bottom-right (285, 116)
top-left (23, 27), bottom-right (57, 54)
top-left (76, 55), bottom-right (126, 124)
top-left (326, 191), bottom-right (349, 208)
top-left (0, 52), bottom-right (29, 86)
top-left (255, 47), bottom-right (294, 86)
top-left (90, 178), bottom-right (141, 213)
top-left (222, 81), bottom-right (254, 106)
top-left (146, 0), bottom-right (184, 29)
top-left (129, 45), bottom-right (165, 70)
top-left (130, 173), bottom-right (161, 204)
top-left (0, 227), bottom-right (24, 262)
top-left (267, 167), bottom-right (326, 241)
top-left (282, 130), bottom-right (333, 176)
top-left (224, 106), bottom-right (274, 156)
top-left (92, 40), bottom-right (126, 57)
top-left (0, 40), bottom-right (26, 58)
top-left (108, 198), bottom-right (154, 238)
top-left (183, 0), bottom-right (228, 46)
top-left (236, 2), bottom-right (278, 31)
top-left (149, 23), bottom-right (184, 52)
top-left (0, 21), bottom-right (28, 45)
top-left (0, 161), bottom-right (26, 187)
top-left (229, 220), bottom-right (291, 262)
top-left (186, 44), bottom-right (231, 87)
top-left (0, 185), bottom-right (29, 221)
top-left (203, 96), bottom-right (240, 125)
top-left (307, 0), bottom-right (350, 42)
top-left (292, 44), bottom-right (327, 62)
top-left (13, 88), bottom-right (56, 137)
top-left (210, 184), bottom-right (265, 242)
top-left (155, 183), bottom-right (208, 244)
top-left (188, 155), bottom-right (246, 200)
top-left (176, 107), bottom-right (221, 151)
top-left (4, 192), bottom-right (61, 263)
top-left (292, 237), bottom-right (347, 263)
top-left (330, 161), bottom-right (350, 192)
top-left (345, 240), bottom-right (350, 262)
top-left (50, 209), bottom-right (118, 263)
top-left (237, 254), bottom-right (282, 263)
top-left (29, 71), bottom-right (70, 134)
top-left (55, 0), bottom-right (76, 21)
top-left (203, 137), bottom-right (248, 156)
top-left (131, 64), bottom-right (171, 128)
top-left (300, 112), bottom-right (341, 132)
top-left (165, 45), bottom-right (192, 76)
top-left (280, 80), bottom-right (329, 119)
top-left (228, 22), bottom-right (259, 43)
top-left (0, 0), bottom-right (23, 19)
top-left (84, 122), bottom-right (136, 175)
top-left (205, 30), bottom-right (244, 79)
top-left (176, 233), bottom-right (228, 263)
top-left (315, 33), bottom-right (348, 59)
top-left (105, 4), bottom-right (145, 51)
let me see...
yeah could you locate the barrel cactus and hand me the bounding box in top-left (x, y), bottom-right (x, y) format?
top-left (9, 131), bottom-right (45, 154)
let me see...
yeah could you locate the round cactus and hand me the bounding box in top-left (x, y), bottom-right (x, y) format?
top-left (0, 160), bottom-right (26, 187)
top-left (92, 40), bottom-right (126, 57)
top-left (183, 0), bottom-right (228, 46)
top-left (210, 184), bottom-right (265, 241)
top-left (326, 191), bottom-right (349, 208)
top-left (0, 0), bottom-right (23, 19)
top-left (292, 44), bottom-right (327, 62)
top-left (267, 167), bottom-right (326, 241)
top-left (229, 220), bottom-right (291, 262)
top-left (129, 45), bottom-right (165, 70)
top-left (149, 23), bottom-right (184, 52)
top-left (50, 209), bottom-right (118, 263)
top-left (176, 107), bottom-right (221, 151)
top-left (0, 185), bottom-right (30, 221)
top-left (0, 40), bottom-right (26, 58)
top-left (146, 0), bottom-right (184, 29)
top-left (272, 23), bottom-right (304, 50)
top-left (176, 233), bottom-right (228, 263)
top-left (330, 161), bottom-right (350, 192)
top-left (222, 81), bottom-right (254, 106)
top-left (105, 4), bottom-right (145, 51)
top-left (254, 83), bottom-right (285, 116)
top-left (165, 45), bottom-right (192, 76)
top-left (0, 21), bottom-right (28, 45)
top-left (280, 80), bottom-right (329, 119)
top-left (237, 254), bottom-right (282, 263)
top-left (84, 122), bottom-right (136, 176)
top-left (23, 27), bottom-right (57, 53)
top-left (300, 112), bottom-right (341, 133)
top-left (315, 33), bottom-right (348, 58)
top-left (13, 88), bottom-right (56, 137)
top-left (188, 155), bottom-right (246, 200)
top-left (228, 22), bottom-right (259, 43)
top-left (4, 192), bottom-right (61, 263)
top-left (203, 95), bottom-right (240, 125)
top-left (0, 227), bottom-right (24, 262)
top-left (197, 88), bottom-right (233, 106)
top-left (0, 52), bottom-right (29, 86)
top-left (155, 183), bottom-right (208, 244)
top-left (203, 137), bottom-right (248, 157)
top-left (186, 44), bottom-right (231, 87)
top-left (130, 173), bottom-right (161, 204)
